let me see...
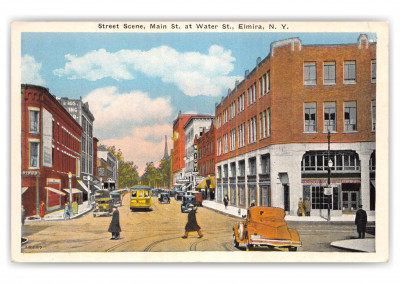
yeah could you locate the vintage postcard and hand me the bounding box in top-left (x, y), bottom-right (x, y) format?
top-left (11, 21), bottom-right (389, 262)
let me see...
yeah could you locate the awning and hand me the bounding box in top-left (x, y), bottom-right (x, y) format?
top-left (22, 187), bottom-right (29, 194)
top-left (196, 177), bottom-right (215, 189)
top-left (77, 180), bottom-right (90, 193)
top-left (45, 187), bottom-right (66, 196)
top-left (93, 184), bottom-right (102, 191)
top-left (370, 180), bottom-right (375, 188)
top-left (63, 188), bottom-right (82, 194)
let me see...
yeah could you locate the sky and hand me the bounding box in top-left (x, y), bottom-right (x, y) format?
top-left (21, 31), bottom-right (376, 174)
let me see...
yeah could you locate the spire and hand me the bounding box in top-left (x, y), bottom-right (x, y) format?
top-left (163, 135), bottom-right (169, 159)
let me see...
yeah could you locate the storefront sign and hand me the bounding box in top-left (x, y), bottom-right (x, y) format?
top-left (98, 167), bottom-right (105, 177)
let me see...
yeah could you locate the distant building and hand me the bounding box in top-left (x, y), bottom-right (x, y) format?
top-left (183, 115), bottom-right (214, 190)
top-left (57, 97), bottom-right (96, 199)
top-left (97, 146), bottom-right (118, 186)
top-left (21, 84), bottom-right (83, 217)
top-left (215, 34), bottom-right (376, 216)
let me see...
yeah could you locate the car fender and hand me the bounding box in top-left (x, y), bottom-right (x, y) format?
top-left (233, 223), bottom-right (246, 244)
top-left (288, 228), bottom-right (301, 243)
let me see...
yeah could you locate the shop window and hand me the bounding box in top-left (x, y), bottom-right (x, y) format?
top-left (261, 154), bottom-right (270, 174)
top-left (248, 158), bottom-right (256, 176)
top-left (371, 60), bottom-right (376, 83)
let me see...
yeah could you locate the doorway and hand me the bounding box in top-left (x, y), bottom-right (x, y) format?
top-left (342, 183), bottom-right (360, 212)
top-left (283, 184), bottom-right (290, 212)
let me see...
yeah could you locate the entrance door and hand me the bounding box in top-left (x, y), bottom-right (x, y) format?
top-left (342, 191), bottom-right (359, 212)
top-left (283, 184), bottom-right (290, 212)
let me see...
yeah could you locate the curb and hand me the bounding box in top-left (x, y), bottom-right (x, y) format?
top-left (202, 205), bottom-right (245, 220)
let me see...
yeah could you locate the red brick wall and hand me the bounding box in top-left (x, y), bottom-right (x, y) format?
top-left (215, 37), bottom-right (376, 164)
top-left (197, 124), bottom-right (216, 177)
top-left (172, 115), bottom-right (191, 173)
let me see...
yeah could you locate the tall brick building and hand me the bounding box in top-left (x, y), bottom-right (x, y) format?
top-left (215, 34), bottom-right (376, 216)
top-left (21, 84), bottom-right (83, 217)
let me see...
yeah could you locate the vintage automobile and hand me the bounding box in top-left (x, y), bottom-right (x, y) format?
top-left (158, 192), bottom-right (171, 204)
top-left (175, 190), bottom-right (185, 201)
top-left (181, 195), bottom-right (197, 213)
top-left (187, 191), bottom-right (203, 206)
top-left (233, 207), bottom-right (302, 251)
top-left (110, 190), bottom-right (122, 206)
top-left (168, 189), bottom-right (177, 198)
top-left (130, 185), bottom-right (152, 210)
top-left (93, 198), bottom-right (114, 217)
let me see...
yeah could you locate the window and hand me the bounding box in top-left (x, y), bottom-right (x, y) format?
top-left (238, 124), bottom-right (245, 148)
top-left (247, 117), bottom-right (257, 144)
top-left (304, 103), bottom-right (317, 132)
top-left (266, 71), bottom-right (270, 93)
top-left (372, 100), bottom-right (376, 131)
top-left (230, 129), bottom-right (236, 151)
top-left (249, 158), bottom-right (256, 175)
top-left (261, 154), bottom-right (270, 174)
top-left (371, 60), bottom-right (376, 83)
top-left (29, 109), bottom-right (40, 133)
top-left (259, 77), bottom-right (263, 97)
top-left (324, 102), bottom-right (336, 132)
top-left (324, 62), bottom-right (336, 85)
top-left (223, 133), bottom-right (228, 154)
top-left (29, 141), bottom-right (40, 168)
top-left (304, 62), bottom-right (317, 85)
top-left (344, 61), bottom-right (356, 84)
top-left (217, 138), bottom-right (222, 156)
top-left (311, 186), bottom-right (331, 209)
top-left (344, 102), bottom-right (357, 132)
top-left (267, 108), bottom-right (271, 137)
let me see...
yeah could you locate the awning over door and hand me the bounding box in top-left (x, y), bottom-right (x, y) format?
top-left (45, 187), bottom-right (66, 196)
top-left (196, 176), bottom-right (216, 189)
top-left (77, 180), bottom-right (90, 193)
top-left (63, 188), bottom-right (82, 194)
top-left (370, 180), bottom-right (376, 188)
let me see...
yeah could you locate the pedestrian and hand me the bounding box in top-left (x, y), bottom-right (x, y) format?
top-left (39, 201), bottom-right (46, 219)
top-left (304, 197), bottom-right (311, 216)
top-left (250, 200), bottom-right (256, 207)
top-left (298, 198), bottom-right (305, 217)
top-left (108, 206), bottom-right (121, 240)
top-left (355, 204), bottom-right (367, 239)
top-left (223, 194), bottom-right (229, 209)
top-left (182, 204), bottom-right (203, 239)
top-left (64, 203), bottom-right (71, 220)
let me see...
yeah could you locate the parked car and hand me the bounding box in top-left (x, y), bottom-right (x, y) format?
top-left (168, 189), bottom-right (176, 198)
top-left (175, 190), bottom-right (185, 201)
top-left (187, 191), bottom-right (203, 206)
top-left (181, 195), bottom-right (196, 213)
top-left (93, 198), bottom-right (114, 217)
top-left (158, 192), bottom-right (170, 204)
top-left (233, 207), bottom-right (302, 251)
top-left (110, 190), bottom-right (122, 206)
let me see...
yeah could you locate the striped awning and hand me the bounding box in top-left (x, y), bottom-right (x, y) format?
top-left (302, 179), bottom-right (361, 184)
top-left (22, 187), bottom-right (29, 194)
top-left (45, 187), bottom-right (66, 196)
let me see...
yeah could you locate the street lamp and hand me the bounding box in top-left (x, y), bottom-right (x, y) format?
top-left (326, 130), bottom-right (333, 222)
top-left (68, 172), bottom-right (72, 206)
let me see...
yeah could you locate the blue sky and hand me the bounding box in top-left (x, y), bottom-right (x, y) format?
top-left (21, 32), bottom-right (376, 173)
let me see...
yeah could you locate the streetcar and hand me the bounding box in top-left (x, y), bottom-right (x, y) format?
top-left (130, 185), bottom-right (152, 210)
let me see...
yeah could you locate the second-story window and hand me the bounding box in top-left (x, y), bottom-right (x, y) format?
top-left (29, 141), bottom-right (40, 168)
top-left (266, 71), bottom-right (270, 93)
top-left (372, 100), bottom-right (376, 131)
top-left (304, 62), bottom-right (317, 86)
top-left (324, 62), bottom-right (336, 85)
top-left (371, 60), bottom-right (376, 83)
top-left (344, 61), bottom-right (356, 84)
top-left (324, 102), bottom-right (336, 132)
top-left (29, 109), bottom-right (40, 133)
top-left (304, 103), bottom-right (317, 132)
top-left (344, 101), bottom-right (357, 132)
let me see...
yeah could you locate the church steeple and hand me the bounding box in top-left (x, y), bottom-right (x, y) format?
top-left (163, 135), bottom-right (169, 159)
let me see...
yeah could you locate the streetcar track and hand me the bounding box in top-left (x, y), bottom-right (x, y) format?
top-left (143, 236), bottom-right (182, 252)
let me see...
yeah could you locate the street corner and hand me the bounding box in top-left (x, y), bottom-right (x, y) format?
top-left (330, 238), bottom-right (375, 252)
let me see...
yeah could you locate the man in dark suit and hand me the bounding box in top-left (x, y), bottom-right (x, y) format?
top-left (108, 207), bottom-right (121, 240)
top-left (355, 204), bottom-right (368, 239)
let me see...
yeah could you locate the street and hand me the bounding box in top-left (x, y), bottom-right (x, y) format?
top-left (22, 195), bottom-right (363, 253)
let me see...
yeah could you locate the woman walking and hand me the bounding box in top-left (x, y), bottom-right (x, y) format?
top-left (108, 207), bottom-right (121, 240)
top-left (182, 204), bottom-right (203, 239)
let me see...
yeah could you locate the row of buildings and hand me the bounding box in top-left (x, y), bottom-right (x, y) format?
top-left (21, 84), bottom-right (119, 217)
top-left (172, 34), bottom-right (376, 216)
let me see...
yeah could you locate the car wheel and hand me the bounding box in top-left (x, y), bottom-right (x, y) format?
top-left (289, 247), bottom-right (297, 252)
top-left (93, 214), bottom-right (96, 218)
top-left (233, 235), bottom-right (239, 248)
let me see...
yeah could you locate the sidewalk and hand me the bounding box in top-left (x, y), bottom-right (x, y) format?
top-left (25, 201), bottom-right (94, 223)
top-left (202, 200), bottom-right (376, 252)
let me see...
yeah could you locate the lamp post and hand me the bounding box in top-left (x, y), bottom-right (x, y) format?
top-left (68, 172), bottom-right (72, 206)
top-left (327, 131), bottom-right (333, 222)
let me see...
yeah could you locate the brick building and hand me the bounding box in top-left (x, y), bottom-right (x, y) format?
top-left (215, 34), bottom-right (376, 216)
top-left (21, 84), bottom-right (83, 217)
top-left (172, 113), bottom-right (193, 185)
top-left (194, 122), bottom-right (216, 199)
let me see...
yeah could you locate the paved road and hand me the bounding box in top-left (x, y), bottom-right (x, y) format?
top-left (22, 195), bottom-right (366, 253)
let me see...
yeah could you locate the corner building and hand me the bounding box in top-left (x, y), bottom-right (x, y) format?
top-left (215, 34), bottom-right (376, 216)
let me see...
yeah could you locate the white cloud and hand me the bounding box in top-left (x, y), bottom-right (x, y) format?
top-left (54, 45), bottom-right (242, 97)
top-left (85, 86), bottom-right (172, 139)
top-left (21, 55), bottom-right (45, 85)
top-left (102, 124), bottom-right (172, 175)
